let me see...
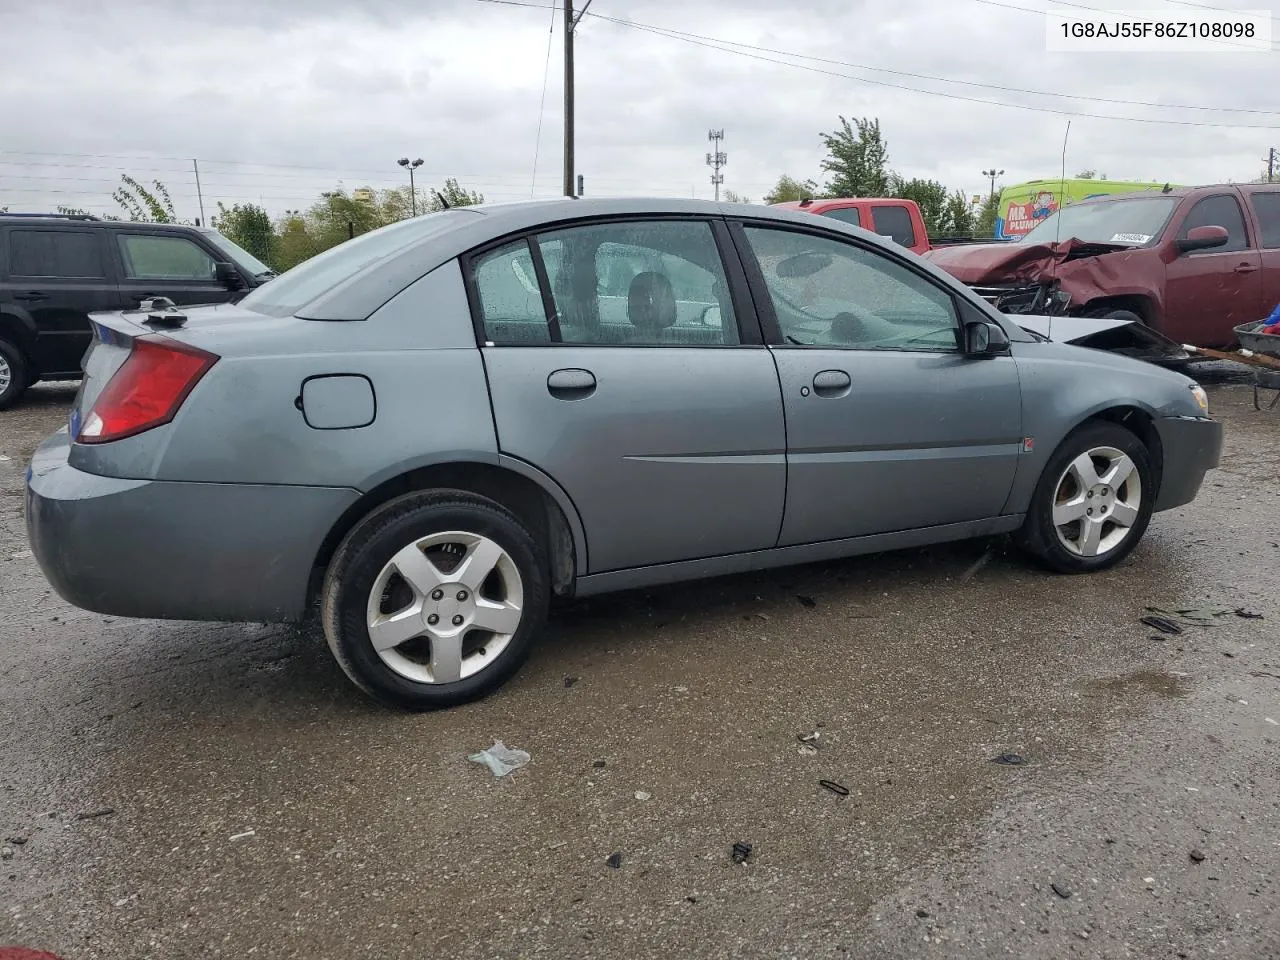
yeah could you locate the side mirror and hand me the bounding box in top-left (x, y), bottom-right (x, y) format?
top-left (214, 261), bottom-right (244, 289)
top-left (965, 320), bottom-right (1011, 357)
top-left (700, 304), bottom-right (722, 327)
top-left (1176, 225), bottom-right (1228, 254)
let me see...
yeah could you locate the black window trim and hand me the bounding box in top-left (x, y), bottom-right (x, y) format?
top-left (6, 227), bottom-right (109, 281)
top-left (459, 213), bottom-right (766, 349)
top-left (115, 231), bottom-right (224, 283)
top-left (728, 217), bottom-right (966, 355)
top-left (1177, 193), bottom-right (1252, 254)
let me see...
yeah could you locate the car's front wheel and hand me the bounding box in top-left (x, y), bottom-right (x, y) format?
top-left (1018, 422), bottom-right (1155, 574)
top-left (321, 490), bottom-right (549, 710)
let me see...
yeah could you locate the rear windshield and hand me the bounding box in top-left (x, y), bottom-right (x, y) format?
top-left (237, 209), bottom-right (477, 317)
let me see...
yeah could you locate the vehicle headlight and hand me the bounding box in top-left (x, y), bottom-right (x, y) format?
top-left (1190, 384), bottom-right (1209, 415)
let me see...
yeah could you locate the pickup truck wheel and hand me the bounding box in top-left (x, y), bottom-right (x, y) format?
top-left (321, 490), bottom-right (549, 711)
top-left (1087, 307), bottom-right (1144, 326)
top-left (0, 337), bottom-right (31, 410)
top-left (1018, 422), bottom-right (1155, 574)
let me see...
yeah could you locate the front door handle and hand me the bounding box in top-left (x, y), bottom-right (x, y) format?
top-left (547, 368), bottom-right (596, 400)
top-left (1234, 262), bottom-right (1258, 273)
top-left (13, 292), bottom-right (47, 302)
top-left (811, 369), bottom-right (852, 397)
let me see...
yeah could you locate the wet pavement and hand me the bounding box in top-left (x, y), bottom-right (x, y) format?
top-left (1, 372), bottom-right (1277, 959)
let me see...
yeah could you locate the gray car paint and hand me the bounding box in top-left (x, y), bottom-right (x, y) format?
top-left (25, 197), bottom-right (1221, 626)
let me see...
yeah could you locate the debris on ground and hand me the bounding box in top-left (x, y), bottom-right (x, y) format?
top-left (915, 909), bottom-right (931, 919)
top-left (467, 740), bottom-right (531, 778)
top-left (8, 549), bottom-right (32, 561)
top-left (0, 847), bottom-right (13, 860)
top-left (796, 595), bottom-right (816, 608)
top-left (229, 829), bottom-right (256, 841)
top-left (731, 842), bottom-right (753, 864)
top-left (73, 807), bottom-right (115, 821)
top-left (798, 731), bottom-right (821, 744)
top-left (1234, 608), bottom-right (1264, 620)
top-left (606, 852), bottom-right (623, 869)
top-left (1189, 849), bottom-right (1206, 863)
top-left (818, 779), bottom-right (849, 797)
top-left (5, 835), bottom-right (28, 845)
top-left (798, 744), bottom-right (819, 756)
top-left (1141, 615), bottom-right (1183, 635)
top-left (563, 676), bottom-right (580, 688)
top-left (1051, 882), bottom-right (1073, 899)
top-left (634, 791), bottom-right (651, 801)
top-left (960, 546), bottom-right (995, 582)
top-left (991, 753), bottom-right (1026, 766)
top-left (592, 760), bottom-right (606, 768)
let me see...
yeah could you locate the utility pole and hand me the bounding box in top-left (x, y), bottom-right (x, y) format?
top-left (192, 159), bottom-right (205, 226)
top-left (398, 157), bottom-right (423, 215)
top-left (982, 168), bottom-right (1004, 203)
top-left (707, 129), bottom-right (726, 201)
top-left (562, 0), bottom-right (592, 197)
top-left (1268, 147), bottom-right (1276, 183)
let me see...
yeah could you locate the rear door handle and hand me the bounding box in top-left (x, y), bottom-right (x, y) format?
top-left (1234, 263), bottom-right (1259, 273)
top-left (13, 292), bottom-right (47, 302)
top-left (547, 368), bottom-right (596, 400)
top-left (811, 369), bottom-right (852, 397)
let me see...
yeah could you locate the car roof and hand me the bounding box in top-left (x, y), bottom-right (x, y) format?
top-left (0, 214), bottom-right (207, 232)
top-left (296, 195), bottom-right (913, 320)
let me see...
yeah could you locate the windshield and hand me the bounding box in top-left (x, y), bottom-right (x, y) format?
top-left (237, 209), bottom-right (477, 317)
top-left (200, 228), bottom-right (275, 278)
top-left (1020, 196), bottom-right (1178, 246)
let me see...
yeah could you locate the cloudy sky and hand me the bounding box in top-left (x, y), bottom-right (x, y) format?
top-left (1, 0), bottom-right (1277, 221)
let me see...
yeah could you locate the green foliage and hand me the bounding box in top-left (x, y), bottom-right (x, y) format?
top-left (975, 193), bottom-right (1001, 237)
top-left (113, 175), bottom-right (177, 223)
top-left (212, 202), bottom-right (276, 267)
top-left (721, 189), bottom-right (751, 204)
top-left (762, 175), bottom-right (819, 205)
top-left (819, 116), bottom-right (890, 197)
top-left (427, 178), bottom-right (485, 212)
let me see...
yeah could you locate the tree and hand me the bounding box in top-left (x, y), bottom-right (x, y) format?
top-left (212, 202), bottom-right (277, 268)
top-left (721, 189), bottom-right (752, 204)
top-left (890, 176), bottom-right (949, 234)
top-left (762, 174), bottom-right (818, 205)
top-left (819, 116), bottom-right (890, 197)
top-left (941, 190), bottom-right (975, 237)
top-left (113, 174), bottom-right (177, 223)
top-left (1075, 169), bottom-right (1096, 179)
top-left (976, 192), bottom-right (1001, 238)
top-left (427, 178), bottom-right (485, 212)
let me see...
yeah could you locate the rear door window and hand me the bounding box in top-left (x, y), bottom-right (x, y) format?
top-left (1179, 195), bottom-right (1249, 253)
top-left (1251, 192), bottom-right (1280, 249)
top-left (9, 230), bottom-right (105, 278)
top-left (821, 208), bottom-right (862, 228)
top-left (869, 205), bottom-right (916, 247)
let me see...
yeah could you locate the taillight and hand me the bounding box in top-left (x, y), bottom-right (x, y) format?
top-left (77, 335), bottom-right (217, 444)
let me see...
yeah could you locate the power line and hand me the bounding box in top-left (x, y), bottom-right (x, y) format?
top-left (475, 0), bottom-right (1279, 117)
top-left (1154, 0), bottom-right (1280, 25)
top-left (529, 0), bottom-right (558, 197)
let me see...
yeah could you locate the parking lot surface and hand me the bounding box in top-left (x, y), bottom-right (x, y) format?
top-left (1, 375), bottom-right (1277, 959)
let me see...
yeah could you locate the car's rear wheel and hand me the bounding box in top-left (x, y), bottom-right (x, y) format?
top-left (0, 337), bottom-right (31, 410)
top-left (1018, 422), bottom-right (1154, 574)
top-left (321, 490), bottom-right (549, 710)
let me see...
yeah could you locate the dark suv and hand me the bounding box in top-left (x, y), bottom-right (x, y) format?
top-left (0, 213), bottom-right (276, 407)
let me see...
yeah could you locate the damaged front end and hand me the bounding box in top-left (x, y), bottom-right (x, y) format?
top-left (926, 238), bottom-right (1186, 366)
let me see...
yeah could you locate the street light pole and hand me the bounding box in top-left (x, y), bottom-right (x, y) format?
top-left (398, 157), bottom-right (424, 216)
top-left (982, 168), bottom-right (1004, 203)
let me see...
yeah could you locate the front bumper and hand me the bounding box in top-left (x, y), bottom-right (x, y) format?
top-left (24, 429), bottom-right (359, 622)
top-left (1153, 415), bottom-right (1224, 512)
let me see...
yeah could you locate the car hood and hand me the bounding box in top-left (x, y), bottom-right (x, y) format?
top-left (924, 237), bottom-right (1137, 284)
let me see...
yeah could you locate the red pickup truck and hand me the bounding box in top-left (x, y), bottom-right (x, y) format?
top-left (771, 197), bottom-right (933, 256)
top-left (923, 184), bottom-right (1280, 347)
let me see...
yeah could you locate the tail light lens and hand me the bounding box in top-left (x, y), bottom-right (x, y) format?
top-left (77, 336), bottom-right (217, 444)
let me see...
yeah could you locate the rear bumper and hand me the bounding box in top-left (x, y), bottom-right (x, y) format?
top-left (1153, 415), bottom-right (1223, 512)
top-left (24, 429), bottom-right (359, 622)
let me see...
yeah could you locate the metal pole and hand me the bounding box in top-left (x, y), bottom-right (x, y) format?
top-left (1269, 147), bottom-right (1276, 183)
top-left (577, 174), bottom-right (584, 196)
top-left (409, 167), bottom-right (417, 216)
top-left (563, 0), bottom-right (575, 197)
top-left (192, 159), bottom-right (205, 226)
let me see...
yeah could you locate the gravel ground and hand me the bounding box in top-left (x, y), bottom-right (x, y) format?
top-left (0, 370), bottom-right (1276, 960)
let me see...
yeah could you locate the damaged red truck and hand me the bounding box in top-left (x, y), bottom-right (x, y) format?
top-left (924, 184), bottom-right (1280, 348)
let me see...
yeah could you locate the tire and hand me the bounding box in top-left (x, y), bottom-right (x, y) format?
top-left (1087, 308), bottom-right (1144, 326)
top-left (0, 337), bottom-right (31, 410)
top-left (1017, 421), bottom-right (1155, 574)
top-left (321, 490), bottom-right (549, 710)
